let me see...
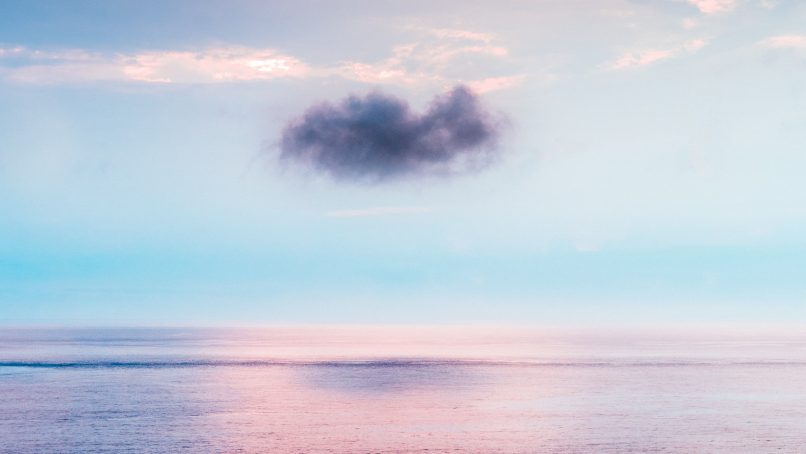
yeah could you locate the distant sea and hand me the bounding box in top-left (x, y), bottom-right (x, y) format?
top-left (2, 326), bottom-right (806, 453)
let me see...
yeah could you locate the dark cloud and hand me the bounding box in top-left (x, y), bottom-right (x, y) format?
top-left (279, 85), bottom-right (504, 182)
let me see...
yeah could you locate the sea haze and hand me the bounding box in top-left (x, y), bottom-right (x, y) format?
top-left (2, 327), bottom-right (806, 453)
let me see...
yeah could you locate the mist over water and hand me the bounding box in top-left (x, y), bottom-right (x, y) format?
top-left (2, 327), bottom-right (806, 453)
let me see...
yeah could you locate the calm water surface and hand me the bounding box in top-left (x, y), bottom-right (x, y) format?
top-left (2, 327), bottom-right (806, 453)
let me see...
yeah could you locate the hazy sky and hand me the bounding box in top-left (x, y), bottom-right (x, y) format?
top-left (1, 0), bottom-right (805, 325)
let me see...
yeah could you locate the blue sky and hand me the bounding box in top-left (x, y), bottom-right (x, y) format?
top-left (1, 0), bottom-right (805, 325)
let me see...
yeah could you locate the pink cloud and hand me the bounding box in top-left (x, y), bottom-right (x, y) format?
top-left (1, 29), bottom-right (520, 91)
top-left (338, 34), bottom-right (510, 86)
top-left (336, 44), bottom-right (430, 85)
top-left (120, 48), bottom-right (308, 83)
top-left (0, 46), bottom-right (308, 84)
top-left (687, 0), bottom-right (737, 14)
top-left (338, 61), bottom-right (412, 84)
top-left (465, 75), bottom-right (526, 93)
top-left (606, 38), bottom-right (708, 70)
top-left (761, 35), bottom-right (806, 49)
top-left (427, 28), bottom-right (495, 43)
top-left (609, 49), bottom-right (676, 70)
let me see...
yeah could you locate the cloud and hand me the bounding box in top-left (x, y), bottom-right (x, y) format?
top-left (120, 48), bottom-right (308, 83)
top-left (465, 75), bottom-right (527, 94)
top-left (279, 85), bottom-right (504, 182)
top-left (427, 28), bottom-right (495, 43)
top-left (0, 46), bottom-right (25, 57)
top-left (606, 38), bottom-right (708, 70)
top-left (337, 27), bottom-right (510, 86)
top-left (0, 27), bottom-right (524, 90)
top-left (609, 49), bottom-right (676, 70)
top-left (760, 35), bottom-right (806, 49)
top-left (686, 0), bottom-right (737, 15)
top-left (0, 46), bottom-right (308, 84)
top-left (0, 26), bottom-right (522, 89)
top-left (325, 206), bottom-right (433, 218)
top-left (337, 42), bottom-right (508, 85)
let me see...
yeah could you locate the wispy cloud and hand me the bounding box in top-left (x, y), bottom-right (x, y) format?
top-left (605, 38), bottom-right (708, 70)
top-left (336, 44), bottom-right (433, 85)
top-left (608, 49), bottom-right (677, 70)
top-left (464, 75), bottom-right (527, 94)
top-left (337, 32), bottom-right (509, 86)
top-left (121, 48), bottom-right (308, 83)
top-left (425, 28), bottom-right (495, 43)
top-left (325, 206), bottom-right (433, 218)
top-left (0, 46), bottom-right (308, 84)
top-left (0, 46), bottom-right (25, 57)
top-left (333, 26), bottom-right (515, 88)
top-left (686, 0), bottom-right (738, 15)
top-left (760, 35), bottom-right (806, 49)
top-left (0, 27), bottom-right (520, 90)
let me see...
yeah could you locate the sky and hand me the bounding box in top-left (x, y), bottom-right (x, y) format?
top-left (1, 0), bottom-right (805, 326)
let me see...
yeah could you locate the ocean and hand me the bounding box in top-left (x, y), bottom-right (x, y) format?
top-left (1, 326), bottom-right (806, 453)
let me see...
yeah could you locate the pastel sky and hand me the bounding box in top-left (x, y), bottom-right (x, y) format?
top-left (1, 0), bottom-right (805, 325)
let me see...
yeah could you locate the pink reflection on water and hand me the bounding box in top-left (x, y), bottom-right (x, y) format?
top-left (4, 326), bottom-right (806, 452)
top-left (195, 359), bottom-right (806, 452)
top-left (203, 363), bottom-right (538, 452)
top-left (177, 326), bottom-right (806, 452)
